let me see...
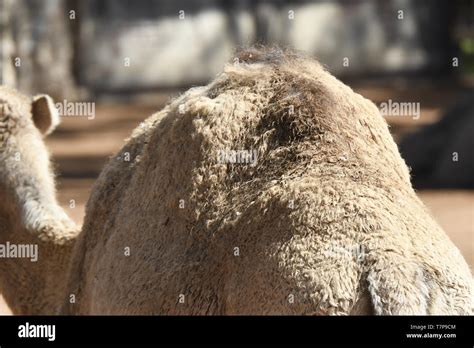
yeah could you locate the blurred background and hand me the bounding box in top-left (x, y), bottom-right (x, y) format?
top-left (0, 0), bottom-right (473, 313)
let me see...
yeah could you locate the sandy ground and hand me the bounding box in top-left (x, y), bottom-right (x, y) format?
top-left (1, 87), bottom-right (472, 314)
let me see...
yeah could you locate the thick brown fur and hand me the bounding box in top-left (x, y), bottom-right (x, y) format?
top-left (61, 47), bottom-right (472, 315)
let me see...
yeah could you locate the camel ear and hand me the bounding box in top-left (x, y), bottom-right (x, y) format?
top-left (31, 95), bottom-right (60, 136)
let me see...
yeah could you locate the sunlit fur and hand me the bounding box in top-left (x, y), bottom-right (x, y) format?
top-left (64, 48), bottom-right (472, 315)
top-left (0, 86), bottom-right (79, 314)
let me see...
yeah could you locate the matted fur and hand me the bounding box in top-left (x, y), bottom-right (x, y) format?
top-left (62, 48), bottom-right (472, 315)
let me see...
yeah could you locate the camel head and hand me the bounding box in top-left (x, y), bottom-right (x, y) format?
top-left (0, 86), bottom-right (75, 244)
top-left (0, 86), bottom-right (79, 314)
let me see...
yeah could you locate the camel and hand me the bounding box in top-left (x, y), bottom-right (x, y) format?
top-left (61, 47), bottom-right (472, 315)
top-left (400, 93), bottom-right (474, 188)
top-left (1, 48), bottom-right (472, 315)
top-left (0, 86), bottom-right (79, 314)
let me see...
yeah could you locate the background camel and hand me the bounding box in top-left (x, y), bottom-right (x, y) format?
top-left (0, 86), bottom-right (79, 314)
top-left (400, 93), bottom-right (474, 189)
top-left (61, 48), bottom-right (472, 315)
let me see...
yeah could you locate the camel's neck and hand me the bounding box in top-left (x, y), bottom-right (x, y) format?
top-left (0, 200), bottom-right (79, 314)
top-left (0, 134), bottom-right (80, 314)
